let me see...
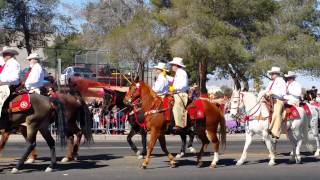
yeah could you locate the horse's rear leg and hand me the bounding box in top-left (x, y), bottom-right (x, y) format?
top-left (72, 127), bottom-right (82, 160)
top-left (0, 131), bottom-right (10, 154)
top-left (39, 127), bottom-right (56, 172)
top-left (141, 129), bottom-right (147, 157)
top-left (176, 133), bottom-right (186, 159)
top-left (11, 124), bottom-right (37, 174)
top-left (287, 129), bottom-right (298, 163)
top-left (206, 130), bottom-right (220, 168)
top-left (158, 134), bottom-right (176, 168)
top-left (19, 126), bottom-right (38, 164)
top-left (61, 134), bottom-right (74, 163)
top-left (142, 129), bottom-right (159, 169)
top-left (195, 127), bottom-right (209, 168)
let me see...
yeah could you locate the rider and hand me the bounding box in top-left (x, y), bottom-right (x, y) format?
top-left (263, 67), bottom-right (286, 139)
top-left (283, 71), bottom-right (302, 106)
top-left (152, 62), bottom-right (169, 97)
top-left (0, 46), bottom-right (21, 118)
top-left (25, 53), bottom-right (45, 94)
top-left (167, 57), bottom-right (189, 131)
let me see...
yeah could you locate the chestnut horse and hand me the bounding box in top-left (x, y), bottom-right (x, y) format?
top-left (124, 81), bottom-right (226, 169)
top-left (100, 89), bottom-right (195, 159)
top-left (0, 93), bottom-right (93, 164)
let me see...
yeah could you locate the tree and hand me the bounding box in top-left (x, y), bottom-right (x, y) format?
top-left (0, 0), bottom-right (74, 54)
top-left (44, 34), bottom-right (81, 69)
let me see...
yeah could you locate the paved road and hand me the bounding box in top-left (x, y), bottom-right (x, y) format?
top-left (0, 135), bottom-right (320, 180)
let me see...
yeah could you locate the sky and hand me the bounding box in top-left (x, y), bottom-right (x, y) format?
top-left (58, 0), bottom-right (320, 91)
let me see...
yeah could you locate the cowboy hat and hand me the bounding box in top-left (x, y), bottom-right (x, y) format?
top-left (153, 62), bottom-right (168, 72)
top-left (0, 46), bottom-right (19, 56)
top-left (267, 66), bottom-right (281, 75)
top-left (169, 57), bottom-right (185, 68)
top-left (284, 71), bottom-right (297, 78)
top-left (26, 53), bottom-right (41, 60)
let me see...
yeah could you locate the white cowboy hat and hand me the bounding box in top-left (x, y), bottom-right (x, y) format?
top-left (153, 62), bottom-right (168, 72)
top-left (26, 53), bottom-right (41, 60)
top-left (169, 57), bottom-right (185, 68)
top-left (267, 66), bottom-right (281, 75)
top-left (0, 46), bottom-right (19, 56)
top-left (284, 71), bottom-right (297, 78)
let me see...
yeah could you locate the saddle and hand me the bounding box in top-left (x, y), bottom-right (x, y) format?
top-left (7, 93), bottom-right (32, 113)
top-left (301, 103), bottom-right (312, 119)
top-left (163, 96), bottom-right (174, 121)
top-left (187, 99), bottom-right (205, 120)
top-left (284, 105), bottom-right (300, 121)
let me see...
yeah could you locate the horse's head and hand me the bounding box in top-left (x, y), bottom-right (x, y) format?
top-left (229, 90), bottom-right (245, 119)
top-left (100, 89), bottom-right (116, 116)
top-left (124, 82), bottom-right (142, 105)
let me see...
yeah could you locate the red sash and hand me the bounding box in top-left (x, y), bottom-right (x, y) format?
top-left (0, 63), bottom-right (6, 74)
top-left (269, 80), bottom-right (275, 91)
top-left (285, 105), bottom-right (300, 121)
top-left (25, 67), bottom-right (32, 79)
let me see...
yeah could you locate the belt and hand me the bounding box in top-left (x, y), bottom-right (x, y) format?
top-left (271, 95), bottom-right (284, 101)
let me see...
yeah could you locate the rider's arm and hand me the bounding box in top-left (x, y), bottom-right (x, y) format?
top-left (152, 75), bottom-right (165, 93)
top-left (25, 64), bottom-right (42, 85)
top-left (0, 60), bottom-right (20, 85)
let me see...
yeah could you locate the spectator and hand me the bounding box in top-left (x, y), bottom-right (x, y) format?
top-left (93, 110), bottom-right (100, 133)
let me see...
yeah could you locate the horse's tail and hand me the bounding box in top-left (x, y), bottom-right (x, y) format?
top-left (78, 100), bottom-right (93, 144)
top-left (51, 98), bottom-right (67, 147)
top-left (219, 113), bottom-right (227, 152)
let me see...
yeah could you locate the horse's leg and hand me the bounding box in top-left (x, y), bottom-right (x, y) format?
top-left (195, 126), bottom-right (209, 168)
top-left (236, 131), bottom-right (253, 166)
top-left (39, 127), bottom-right (56, 172)
top-left (11, 123), bottom-right (37, 174)
top-left (61, 134), bottom-right (74, 163)
top-left (141, 129), bottom-right (147, 158)
top-left (310, 117), bottom-right (320, 156)
top-left (141, 128), bottom-right (159, 169)
top-left (158, 133), bottom-right (176, 168)
top-left (19, 126), bottom-right (38, 164)
top-left (263, 129), bottom-right (276, 166)
top-left (72, 127), bottom-right (82, 161)
top-left (294, 127), bottom-right (303, 164)
top-left (287, 128), bottom-right (298, 163)
top-left (206, 130), bottom-right (220, 168)
top-left (176, 133), bottom-right (186, 159)
top-left (0, 131), bottom-right (10, 154)
top-left (186, 129), bottom-right (196, 153)
top-left (126, 128), bottom-right (140, 157)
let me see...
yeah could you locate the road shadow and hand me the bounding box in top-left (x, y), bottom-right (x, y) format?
top-left (238, 155), bottom-right (320, 166)
top-left (0, 154), bottom-right (122, 174)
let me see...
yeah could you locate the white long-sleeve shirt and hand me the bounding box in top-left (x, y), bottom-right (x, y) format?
top-left (266, 77), bottom-right (286, 98)
top-left (0, 57), bottom-right (20, 85)
top-left (25, 63), bottom-right (44, 90)
top-left (286, 81), bottom-right (302, 98)
top-left (152, 73), bottom-right (169, 95)
top-left (168, 68), bottom-right (189, 93)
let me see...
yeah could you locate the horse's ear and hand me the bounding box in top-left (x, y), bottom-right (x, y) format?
top-left (134, 76), bottom-right (140, 83)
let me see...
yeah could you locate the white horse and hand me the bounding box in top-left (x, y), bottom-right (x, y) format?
top-left (303, 102), bottom-right (320, 156)
top-left (230, 90), bottom-right (309, 165)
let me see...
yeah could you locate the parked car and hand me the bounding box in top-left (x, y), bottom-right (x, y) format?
top-left (60, 66), bottom-right (96, 85)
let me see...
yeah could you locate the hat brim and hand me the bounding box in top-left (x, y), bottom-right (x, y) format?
top-left (169, 61), bottom-right (186, 68)
top-left (0, 49), bottom-right (19, 56)
top-left (268, 70), bottom-right (281, 75)
top-left (26, 57), bottom-right (41, 60)
top-left (153, 66), bottom-right (169, 72)
top-left (284, 75), bottom-right (297, 78)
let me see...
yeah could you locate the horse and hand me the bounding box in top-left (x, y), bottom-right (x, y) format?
top-left (229, 90), bottom-right (309, 165)
top-left (124, 81), bottom-right (226, 169)
top-left (0, 93), bottom-right (66, 173)
top-left (100, 89), bottom-right (196, 159)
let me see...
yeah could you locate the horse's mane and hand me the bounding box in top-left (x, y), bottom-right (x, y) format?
top-left (139, 81), bottom-right (160, 100)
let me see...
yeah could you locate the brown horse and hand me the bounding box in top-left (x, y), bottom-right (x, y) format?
top-left (124, 81), bottom-right (226, 169)
top-left (0, 93), bottom-right (93, 164)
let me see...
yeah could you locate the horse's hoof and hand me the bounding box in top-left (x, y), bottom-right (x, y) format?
top-left (61, 157), bottom-right (70, 163)
top-left (290, 151), bottom-right (294, 156)
top-left (136, 150), bottom-right (141, 156)
top-left (188, 147), bottom-right (197, 153)
top-left (268, 161), bottom-right (276, 166)
top-left (175, 152), bottom-right (184, 159)
top-left (45, 167), bottom-right (53, 173)
top-left (197, 161), bottom-right (203, 168)
top-left (236, 161), bottom-right (244, 166)
top-left (210, 164), bottom-right (217, 168)
top-left (295, 157), bottom-right (302, 164)
top-left (141, 165), bottom-right (147, 169)
top-left (25, 158), bottom-right (35, 164)
top-left (314, 150), bottom-right (320, 157)
top-left (137, 155), bottom-right (144, 159)
top-left (170, 161), bottom-right (176, 168)
top-left (73, 156), bottom-right (78, 161)
top-left (11, 168), bottom-right (19, 174)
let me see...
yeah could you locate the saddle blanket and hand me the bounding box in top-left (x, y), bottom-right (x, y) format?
top-left (9, 94), bottom-right (31, 113)
top-left (187, 99), bottom-right (205, 120)
top-left (285, 105), bottom-right (300, 121)
top-left (302, 104), bottom-right (312, 118)
top-left (163, 97), bottom-right (173, 121)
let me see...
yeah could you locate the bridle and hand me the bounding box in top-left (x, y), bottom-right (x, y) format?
top-left (231, 91), bottom-right (263, 123)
